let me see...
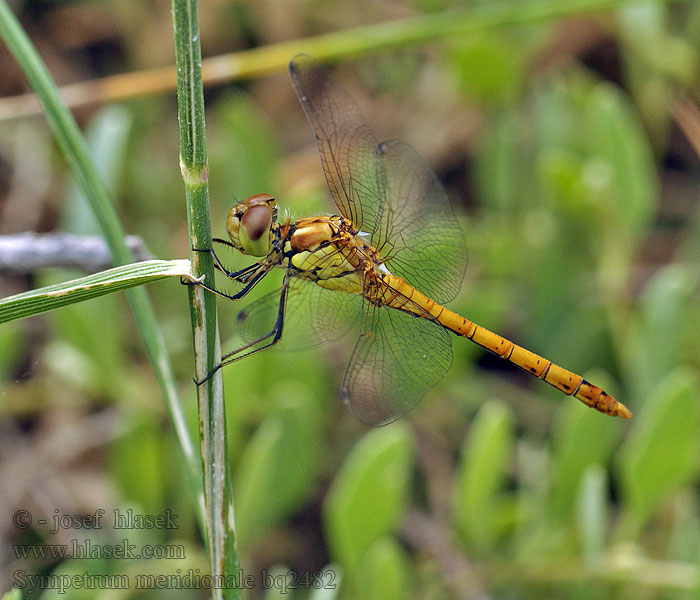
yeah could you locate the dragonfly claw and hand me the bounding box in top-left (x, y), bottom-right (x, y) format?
top-left (193, 365), bottom-right (220, 386)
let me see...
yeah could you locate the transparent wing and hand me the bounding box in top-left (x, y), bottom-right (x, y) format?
top-left (236, 276), bottom-right (361, 352)
top-left (340, 298), bottom-right (454, 426)
top-left (289, 55), bottom-right (467, 305)
top-left (373, 140), bottom-right (467, 304)
top-left (289, 54), bottom-right (384, 233)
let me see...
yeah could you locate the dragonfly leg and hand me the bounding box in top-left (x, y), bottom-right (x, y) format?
top-left (193, 265), bottom-right (270, 301)
top-left (212, 237), bottom-right (236, 248)
top-left (191, 246), bottom-right (259, 280)
top-left (180, 276), bottom-right (198, 287)
top-left (195, 273), bottom-right (290, 385)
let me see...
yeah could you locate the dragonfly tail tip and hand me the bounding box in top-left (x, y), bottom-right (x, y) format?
top-left (615, 403), bottom-right (633, 419)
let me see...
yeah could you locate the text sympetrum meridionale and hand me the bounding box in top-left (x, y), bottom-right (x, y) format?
top-left (194, 54), bottom-right (632, 425)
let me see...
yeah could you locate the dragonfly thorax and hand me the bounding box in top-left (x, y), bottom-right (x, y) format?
top-left (281, 214), bottom-right (393, 298)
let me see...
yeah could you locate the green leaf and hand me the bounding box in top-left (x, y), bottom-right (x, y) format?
top-left (535, 74), bottom-right (606, 222)
top-left (323, 425), bottom-right (413, 574)
top-left (234, 388), bottom-right (322, 550)
top-left (617, 368), bottom-right (700, 538)
top-left (1, 589), bottom-right (22, 600)
top-left (583, 81), bottom-right (657, 241)
top-left (576, 464), bottom-right (609, 562)
top-left (534, 72), bottom-right (657, 243)
top-left (453, 401), bottom-right (514, 554)
top-left (538, 148), bottom-right (589, 217)
top-left (628, 265), bottom-right (698, 403)
top-left (550, 397), bottom-right (617, 519)
top-left (0, 260), bottom-right (194, 323)
top-left (357, 537), bottom-right (410, 600)
top-left (62, 106), bottom-right (132, 236)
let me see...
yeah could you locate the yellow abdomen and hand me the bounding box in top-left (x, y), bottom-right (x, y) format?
top-left (380, 274), bottom-right (631, 419)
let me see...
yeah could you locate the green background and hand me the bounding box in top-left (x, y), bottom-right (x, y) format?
top-left (1, 1), bottom-right (700, 598)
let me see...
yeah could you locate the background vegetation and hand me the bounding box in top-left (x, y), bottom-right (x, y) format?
top-left (1, 0), bottom-right (700, 598)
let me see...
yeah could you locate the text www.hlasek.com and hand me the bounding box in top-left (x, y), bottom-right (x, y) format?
top-left (13, 539), bottom-right (185, 560)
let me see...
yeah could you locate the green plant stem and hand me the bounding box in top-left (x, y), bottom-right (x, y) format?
top-left (171, 1), bottom-right (240, 598)
top-left (0, 1), bottom-right (204, 531)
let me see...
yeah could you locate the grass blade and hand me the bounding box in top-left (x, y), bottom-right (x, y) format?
top-left (0, 260), bottom-right (195, 323)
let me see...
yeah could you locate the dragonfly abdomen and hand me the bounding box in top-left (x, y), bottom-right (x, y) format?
top-left (383, 274), bottom-right (631, 419)
top-left (461, 322), bottom-right (631, 418)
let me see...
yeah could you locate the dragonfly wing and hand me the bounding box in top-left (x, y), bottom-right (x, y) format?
top-left (340, 300), bottom-right (453, 426)
top-left (237, 276), bottom-right (360, 352)
top-left (289, 54), bottom-right (384, 233)
top-left (373, 139), bottom-right (467, 305)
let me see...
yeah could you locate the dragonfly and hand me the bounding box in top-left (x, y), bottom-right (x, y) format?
top-left (194, 54), bottom-right (632, 426)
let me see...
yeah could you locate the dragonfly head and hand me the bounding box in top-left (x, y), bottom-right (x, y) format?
top-left (225, 194), bottom-right (278, 256)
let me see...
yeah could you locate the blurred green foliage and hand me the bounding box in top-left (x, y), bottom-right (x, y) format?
top-left (324, 425), bottom-right (413, 576)
top-left (453, 401), bottom-right (515, 555)
top-left (2, 1), bottom-right (700, 599)
top-left (234, 384), bottom-right (323, 550)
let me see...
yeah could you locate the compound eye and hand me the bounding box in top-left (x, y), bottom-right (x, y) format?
top-left (241, 204), bottom-right (272, 242)
top-left (246, 193), bottom-right (275, 207)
